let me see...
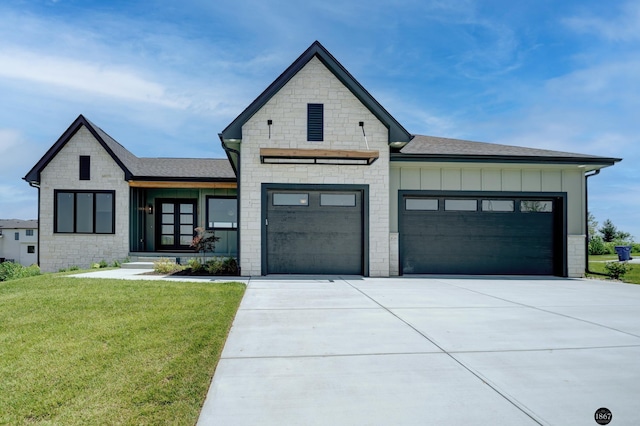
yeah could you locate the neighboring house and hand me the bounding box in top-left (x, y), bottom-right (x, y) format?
top-left (0, 219), bottom-right (38, 266)
top-left (25, 41), bottom-right (620, 276)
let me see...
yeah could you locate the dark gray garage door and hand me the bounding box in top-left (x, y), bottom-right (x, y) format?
top-left (400, 193), bottom-right (565, 276)
top-left (266, 189), bottom-right (364, 274)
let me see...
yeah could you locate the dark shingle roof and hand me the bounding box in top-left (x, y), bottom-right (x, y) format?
top-left (397, 135), bottom-right (621, 165)
top-left (24, 115), bottom-right (236, 184)
top-left (0, 219), bottom-right (38, 229)
top-left (133, 158), bottom-right (236, 179)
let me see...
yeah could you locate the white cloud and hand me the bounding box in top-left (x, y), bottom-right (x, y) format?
top-left (564, 1), bottom-right (640, 42)
top-left (0, 49), bottom-right (189, 109)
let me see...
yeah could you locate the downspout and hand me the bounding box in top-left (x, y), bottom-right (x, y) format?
top-left (28, 181), bottom-right (41, 267)
top-left (585, 169), bottom-right (606, 276)
top-left (220, 138), bottom-right (241, 276)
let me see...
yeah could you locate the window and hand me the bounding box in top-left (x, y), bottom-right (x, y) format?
top-left (54, 190), bottom-right (115, 234)
top-left (206, 196), bottom-right (237, 229)
top-left (320, 193), bottom-right (356, 207)
top-left (482, 200), bottom-right (514, 212)
top-left (445, 199), bottom-right (477, 211)
top-left (79, 156), bottom-right (90, 180)
top-left (26, 229), bottom-right (34, 236)
top-left (307, 103), bottom-right (323, 141)
top-left (15, 232), bottom-right (19, 240)
top-left (27, 245), bottom-right (35, 254)
top-left (406, 198), bottom-right (439, 211)
top-left (273, 193), bottom-right (309, 206)
top-left (520, 200), bottom-right (553, 213)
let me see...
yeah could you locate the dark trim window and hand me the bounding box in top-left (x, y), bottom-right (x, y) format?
top-left (307, 103), bottom-right (323, 141)
top-left (79, 156), bottom-right (91, 180)
top-left (273, 193), bottom-right (309, 206)
top-left (15, 232), bottom-right (19, 240)
top-left (54, 190), bottom-right (115, 234)
top-left (206, 196), bottom-right (237, 230)
top-left (27, 245), bottom-right (35, 254)
top-left (26, 229), bottom-right (34, 236)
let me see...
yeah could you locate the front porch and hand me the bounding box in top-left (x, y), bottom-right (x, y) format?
top-left (128, 182), bottom-right (238, 259)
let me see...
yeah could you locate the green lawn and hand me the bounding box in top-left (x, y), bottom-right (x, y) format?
top-left (0, 274), bottom-right (245, 425)
top-left (588, 255), bottom-right (640, 285)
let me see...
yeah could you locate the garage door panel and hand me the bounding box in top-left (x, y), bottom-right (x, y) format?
top-left (400, 195), bottom-right (560, 276)
top-left (266, 190), bottom-right (363, 275)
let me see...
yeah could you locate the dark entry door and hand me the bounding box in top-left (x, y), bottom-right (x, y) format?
top-left (266, 190), bottom-right (363, 275)
top-left (156, 199), bottom-right (197, 250)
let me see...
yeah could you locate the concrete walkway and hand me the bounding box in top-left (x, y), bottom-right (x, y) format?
top-left (197, 276), bottom-right (640, 426)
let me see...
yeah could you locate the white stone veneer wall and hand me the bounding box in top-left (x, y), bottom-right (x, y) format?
top-left (568, 235), bottom-right (586, 278)
top-left (39, 126), bottom-right (129, 272)
top-left (239, 57), bottom-right (390, 276)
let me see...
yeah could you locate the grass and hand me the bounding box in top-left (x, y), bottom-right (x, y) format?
top-left (588, 255), bottom-right (640, 285)
top-left (0, 273), bottom-right (245, 425)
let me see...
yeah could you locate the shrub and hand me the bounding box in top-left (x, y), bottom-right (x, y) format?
top-left (69, 265), bottom-right (80, 271)
top-left (632, 243), bottom-right (640, 254)
top-left (91, 263), bottom-right (101, 269)
top-left (221, 257), bottom-right (239, 275)
top-left (203, 257), bottom-right (238, 275)
top-left (111, 260), bottom-right (121, 268)
top-left (0, 262), bottom-right (40, 282)
top-left (604, 262), bottom-right (632, 280)
top-left (153, 258), bottom-right (184, 274)
top-left (98, 260), bottom-right (108, 268)
top-left (187, 258), bottom-right (203, 273)
top-left (204, 258), bottom-right (224, 275)
top-left (588, 236), bottom-right (609, 255)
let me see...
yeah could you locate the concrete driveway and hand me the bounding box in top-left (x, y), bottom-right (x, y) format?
top-left (197, 276), bottom-right (640, 426)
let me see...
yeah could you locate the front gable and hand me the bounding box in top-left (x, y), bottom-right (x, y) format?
top-left (243, 56), bottom-right (390, 154)
top-left (24, 115), bottom-right (134, 185)
top-left (220, 41), bottom-right (412, 146)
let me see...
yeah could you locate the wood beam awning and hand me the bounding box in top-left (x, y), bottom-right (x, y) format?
top-left (260, 148), bottom-right (379, 165)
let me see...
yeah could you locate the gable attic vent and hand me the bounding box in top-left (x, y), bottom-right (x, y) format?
top-left (307, 103), bottom-right (323, 142)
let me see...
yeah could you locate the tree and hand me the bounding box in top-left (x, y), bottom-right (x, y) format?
top-left (588, 212), bottom-right (598, 240)
top-left (599, 218), bottom-right (631, 242)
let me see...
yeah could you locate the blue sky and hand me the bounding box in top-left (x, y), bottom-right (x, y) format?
top-left (1, 0), bottom-right (638, 240)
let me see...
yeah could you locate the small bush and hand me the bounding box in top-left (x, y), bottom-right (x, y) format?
top-left (187, 258), bottom-right (203, 273)
top-left (153, 258), bottom-right (184, 274)
top-left (589, 236), bottom-right (609, 255)
top-left (98, 260), bottom-right (108, 268)
top-left (69, 265), bottom-right (80, 271)
top-left (111, 260), bottom-right (121, 268)
top-left (203, 257), bottom-right (238, 275)
top-left (632, 243), bottom-right (640, 254)
top-left (91, 263), bottom-right (101, 269)
top-left (604, 262), bottom-right (632, 280)
top-left (59, 268), bottom-right (68, 273)
top-left (0, 262), bottom-right (40, 282)
top-left (204, 258), bottom-right (224, 275)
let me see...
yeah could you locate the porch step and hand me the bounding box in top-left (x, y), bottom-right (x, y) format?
top-left (130, 256), bottom-right (178, 263)
top-left (121, 262), bottom-right (155, 270)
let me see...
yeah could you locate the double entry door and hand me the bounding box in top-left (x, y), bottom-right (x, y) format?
top-left (156, 199), bottom-right (197, 251)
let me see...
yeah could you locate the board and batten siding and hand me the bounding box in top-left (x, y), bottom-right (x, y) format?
top-left (389, 163), bottom-right (586, 277)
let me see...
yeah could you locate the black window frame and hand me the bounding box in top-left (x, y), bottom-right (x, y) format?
top-left (307, 103), bottom-right (324, 142)
top-left (79, 156), bottom-right (91, 180)
top-left (54, 190), bottom-right (115, 234)
top-left (27, 245), bottom-right (35, 254)
top-left (205, 196), bottom-right (238, 230)
top-left (26, 229), bottom-right (34, 236)
top-left (14, 232), bottom-right (19, 240)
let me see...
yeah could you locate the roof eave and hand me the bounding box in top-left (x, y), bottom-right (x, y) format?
top-left (390, 153), bottom-right (622, 167)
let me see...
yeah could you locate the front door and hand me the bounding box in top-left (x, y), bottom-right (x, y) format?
top-left (156, 199), bottom-right (197, 251)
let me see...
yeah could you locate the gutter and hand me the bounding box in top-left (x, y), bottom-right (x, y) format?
top-left (27, 180), bottom-right (41, 267)
top-left (585, 169), bottom-right (607, 277)
top-left (220, 137), bottom-right (241, 276)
